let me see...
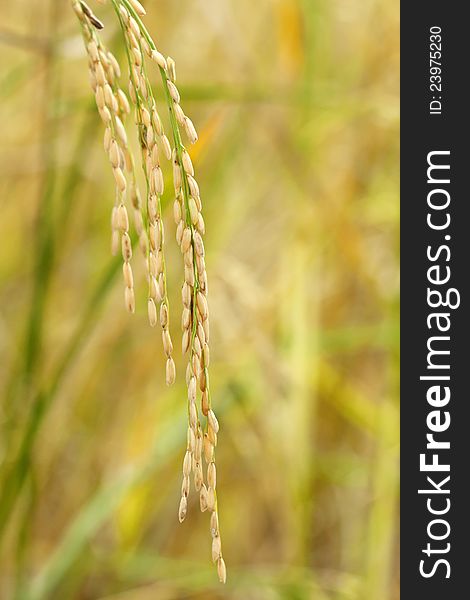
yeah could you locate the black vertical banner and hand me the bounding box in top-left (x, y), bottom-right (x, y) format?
top-left (401, 3), bottom-right (469, 598)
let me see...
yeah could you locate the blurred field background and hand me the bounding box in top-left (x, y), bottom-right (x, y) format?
top-left (0, 1), bottom-right (399, 599)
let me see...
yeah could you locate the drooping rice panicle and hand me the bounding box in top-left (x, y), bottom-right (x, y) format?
top-left (73, 0), bottom-right (144, 315)
top-left (73, 0), bottom-right (225, 581)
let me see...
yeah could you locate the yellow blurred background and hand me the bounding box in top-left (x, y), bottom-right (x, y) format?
top-left (0, 1), bottom-right (399, 598)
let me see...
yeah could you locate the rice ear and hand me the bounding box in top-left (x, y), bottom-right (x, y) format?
top-left (73, 0), bottom-right (225, 581)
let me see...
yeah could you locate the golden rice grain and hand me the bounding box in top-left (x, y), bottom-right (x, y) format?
top-left (166, 357), bottom-right (176, 386)
top-left (178, 495), bottom-right (187, 523)
top-left (173, 102), bottom-right (186, 125)
top-left (124, 286), bottom-right (135, 313)
top-left (207, 462), bottom-right (216, 489)
top-left (181, 475), bottom-right (190, 498)
top-left (201, 391), bottom-right (209, 416)
top-left (181, 228), bottom-right (192, 253)
top-left (207, 409), bottom-right (219, 434)
top-left (162, 329), bottom-right (173, 357)
top-left (206, 486), bottom-right (216, 512)
top-left (160, 134), bottom-right (172, 160)
top-left (210, 511), bottom-right (219, 537)
top-left (183, 116), bottom-right (198, 144)
top-left (211, 535), bottom-right (222, 563)
top-left (167, 56), bottom-right (176, 82)
top-left (151, 49), bottom-right (167, 70)
top-left (122, 262), bottom-right (134, 288)
top-left (121, 232), bottom-right (132, 261)
top-left (217, 558), bottom-right (227, 584)
top-left (182, 329), bottom-right (191, 354)
top-left (194, 462), bottom-right (203, 491)
top-left (147, 298), bottom-right (157, 327)
top-left (160, 303), bottom-right (169, 328)
top-left (199, 484), bottom-right (208, 512)
top-left (117, 204), bottom-right (129, 231)
top-left (203, 434), bottom-right (214, 463)
top-left (167, 81), bottom-right (180, 104)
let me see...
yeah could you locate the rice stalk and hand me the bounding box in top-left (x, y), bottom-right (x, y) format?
top-left (72, 0), bottom-right (225, 582)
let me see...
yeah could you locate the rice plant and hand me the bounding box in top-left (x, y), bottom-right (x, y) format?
top-left (72, 0), bottom-right (226, 583)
